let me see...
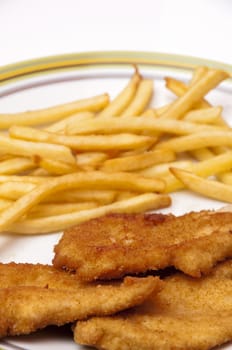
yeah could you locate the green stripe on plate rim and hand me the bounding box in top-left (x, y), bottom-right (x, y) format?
top-left (0, 51), bottom-right (232, 86)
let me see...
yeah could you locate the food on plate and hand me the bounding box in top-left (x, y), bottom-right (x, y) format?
top-left (0, 262), bottom-right (161, 337)
top-left (0, 171), bottom-right (165, 232)
top-left (0, 64), bottom-right (230, 234)
top-left (171, 167), bottom-right (232, 203)
top-left (53, 210), bottom-right (232, 281)
top-left (6, 193), bottom-right (171, 234)
top-left (0, 93), bottom-right (109, 128)
top-left (74, 259), bottom-right (232, 350)
top-left (98, 68), bottom-right (141, 117)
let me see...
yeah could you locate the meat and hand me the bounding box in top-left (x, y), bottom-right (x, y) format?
top-left (74, 259), bottom-right (232, 350)
top-left (53, 211), bottom-right (232, 281)
top-left (0, 263), bottom-right (161, 337)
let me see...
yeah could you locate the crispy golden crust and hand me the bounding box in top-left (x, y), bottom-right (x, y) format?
top-left (53, 211), bottom-right (232, 280)
top-left (74, 260), bottom-right (232, 350)
top-left (0, 263), bottom-right (162, 337)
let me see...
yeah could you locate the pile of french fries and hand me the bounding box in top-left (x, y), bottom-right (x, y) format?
top-left (0, 65), bottom-right (231, 234)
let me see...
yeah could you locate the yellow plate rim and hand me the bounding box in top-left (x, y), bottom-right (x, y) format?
top-left (0, 51), bottom-right (231, 86)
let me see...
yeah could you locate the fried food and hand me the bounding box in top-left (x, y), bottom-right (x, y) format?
top-left (74, 259), bottom-right (232, 350)
top-left (0, 262), bottom-right (161, 337)
top-left (53, 211), bottom-right (232, 281)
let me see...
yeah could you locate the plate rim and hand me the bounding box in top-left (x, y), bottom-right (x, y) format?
top-left (0, 50), bottom-right (232, 86)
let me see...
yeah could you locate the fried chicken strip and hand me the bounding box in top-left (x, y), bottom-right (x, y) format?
top-left (0, 263), bottom-right (161, 337)
top-left (74, 259), bottom-right (232, 350)
top-left (53, 211), bottom-right (232, 280)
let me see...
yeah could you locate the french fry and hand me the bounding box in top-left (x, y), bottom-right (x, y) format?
top-left (28, 168), bottom-right (50, 177)
top-left (157, 131), bottom-right (232, 153)
top-left (28, 202), bottom-right (98, 218)
top-left (0, 157), bottom-right (36, 175)
top-left (141, 109), bottom-right (158, 118)
top-left (9, 126), bottom-right (154, 151)
top-left (189, 66), bottom-right (209, 86)
top-left (45, 189), bottom-right (116, 205)
top-left (0, 182), bottom-right (35, 200)
top-left (184, 106), bottom-right (223, 124)
top-left (217, 173), bottom-right (232, 185)
top-left (164, 151), bottom-right (232, 192)
top-left (164, 72), bottom-right (227, 114)
top-left (37, 158), bottom-right (79, 175)
top-left (0, 64), bottom-right (229, 235)
top-left (165, 77), bottom-right (209, 109)
top-left (101, 149), bottom-right (175, 172)
top-left (76, 152), bottom-right (108, 170)
top-left (66, 115), bottom-right (225, 136)
top-left (138, 160), bottom-right (193, 178)
top-left (0, 179), bottom-right (116, 204)
top-left (189, 148), bottom-right (215, 161)
top-left (98, 69), bottom-right (141, 117)
top-left (45, 112), bottom-right (94, 133)
top-left (155, 103), bottom-right (171, 116)
top-left (0, 94), bottom-right (109, 129)
top-left (120, 79), bottom-right (153, 117)
top-left (170, 167), bottom-right (232, 203)
top-left (165, 76), bottom-right (228, 127)
top-left (160, 69), bottom-right (229, 120)
top-left (0, 135), bottom-right (76, 164)
top-left (0, 175), bottom-right (51, 184)
top-left (6, 193), bottom-right (171, 234)
top-left (115, 191), bottom-right (138, 201)
top-left (0, 171), bottom-right (165, 231)
top-left (0, 199), bottom-right (13, 212)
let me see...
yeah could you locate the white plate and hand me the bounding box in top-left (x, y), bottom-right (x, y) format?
top-left (0, 51), bottom-right (232, 350)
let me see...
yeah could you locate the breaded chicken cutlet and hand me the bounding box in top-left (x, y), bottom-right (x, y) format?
top-left (74, 259), bottom-right (232, 350)
top-left (0, 263), bottom-right (161, 337)
top-left (53, 211), bottom-right (232, 281)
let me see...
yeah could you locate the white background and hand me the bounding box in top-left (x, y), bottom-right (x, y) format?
top-left (0, 0), bottom-right (231, 66)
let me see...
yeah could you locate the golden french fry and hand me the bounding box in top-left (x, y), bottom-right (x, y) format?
top-left (28, 202), bottom-right (98, 218)
top-left (165, 75), bottom-right (229, 127)
top-left (189, 66), bottom-right (209, 86)
top-left (0, 135), bottom-right (76, 164)
top-left (184, 106), bottom-right (223, 124)
top-left (141, 109), bottom-right (158, 118)
top-left (7, 193), bottom-right (171, 234)
top-left (157, 131), bottom-right (232, 153)
top-left (0, 175), bottom-right (51, 184)
top-left (0, 171), bottom-right (165, 231)
top-left (115, 191), bottom-right (138, 201)
top-left (189, 148), bottom-right (215, 161)
top-left (101, 149), bottom-right (175, 172)
top-left (138, 160), bottom-right (193, 178)
top-left (164, 151), bottom-right (232, 192)
top-left (120, 79), bottom-right (153, 117)
top-left (9, 126), bottom-right (154, 151)
top-left (0, 199), bottom-right (13, 212)
top-left (0, 182), bottom-right (35, 200)
top-left (218, 173), bottom-right (232, 185)
top-left (170, 167), bottom-right (232, 203)
top-left (165, 77), bottom-right (209, 109)
top-left (0, 179), bottom-right (116, 204)
top-left (163, 69), bottom-right (228, 115)
top-left (45, 112), bottom-right (94, 133)
top-left (37, 158), bottom-right (79, 175)
top-left (155, 103), bottom-right (171, 116)
top-left (76, 152), bottom-right (108, 170)
top-left (0, 157), bottom-right (35, 175)
top-left (46, 189), bottom-right (116, 205)
top-left (66, 115), bottom-right (225, 136)
top-left (0, 94), bottom-right (109, 129)
top-left (98, 69), bottom-right (141, 117)
top-left (27, 168), bottom-right (50, 177)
